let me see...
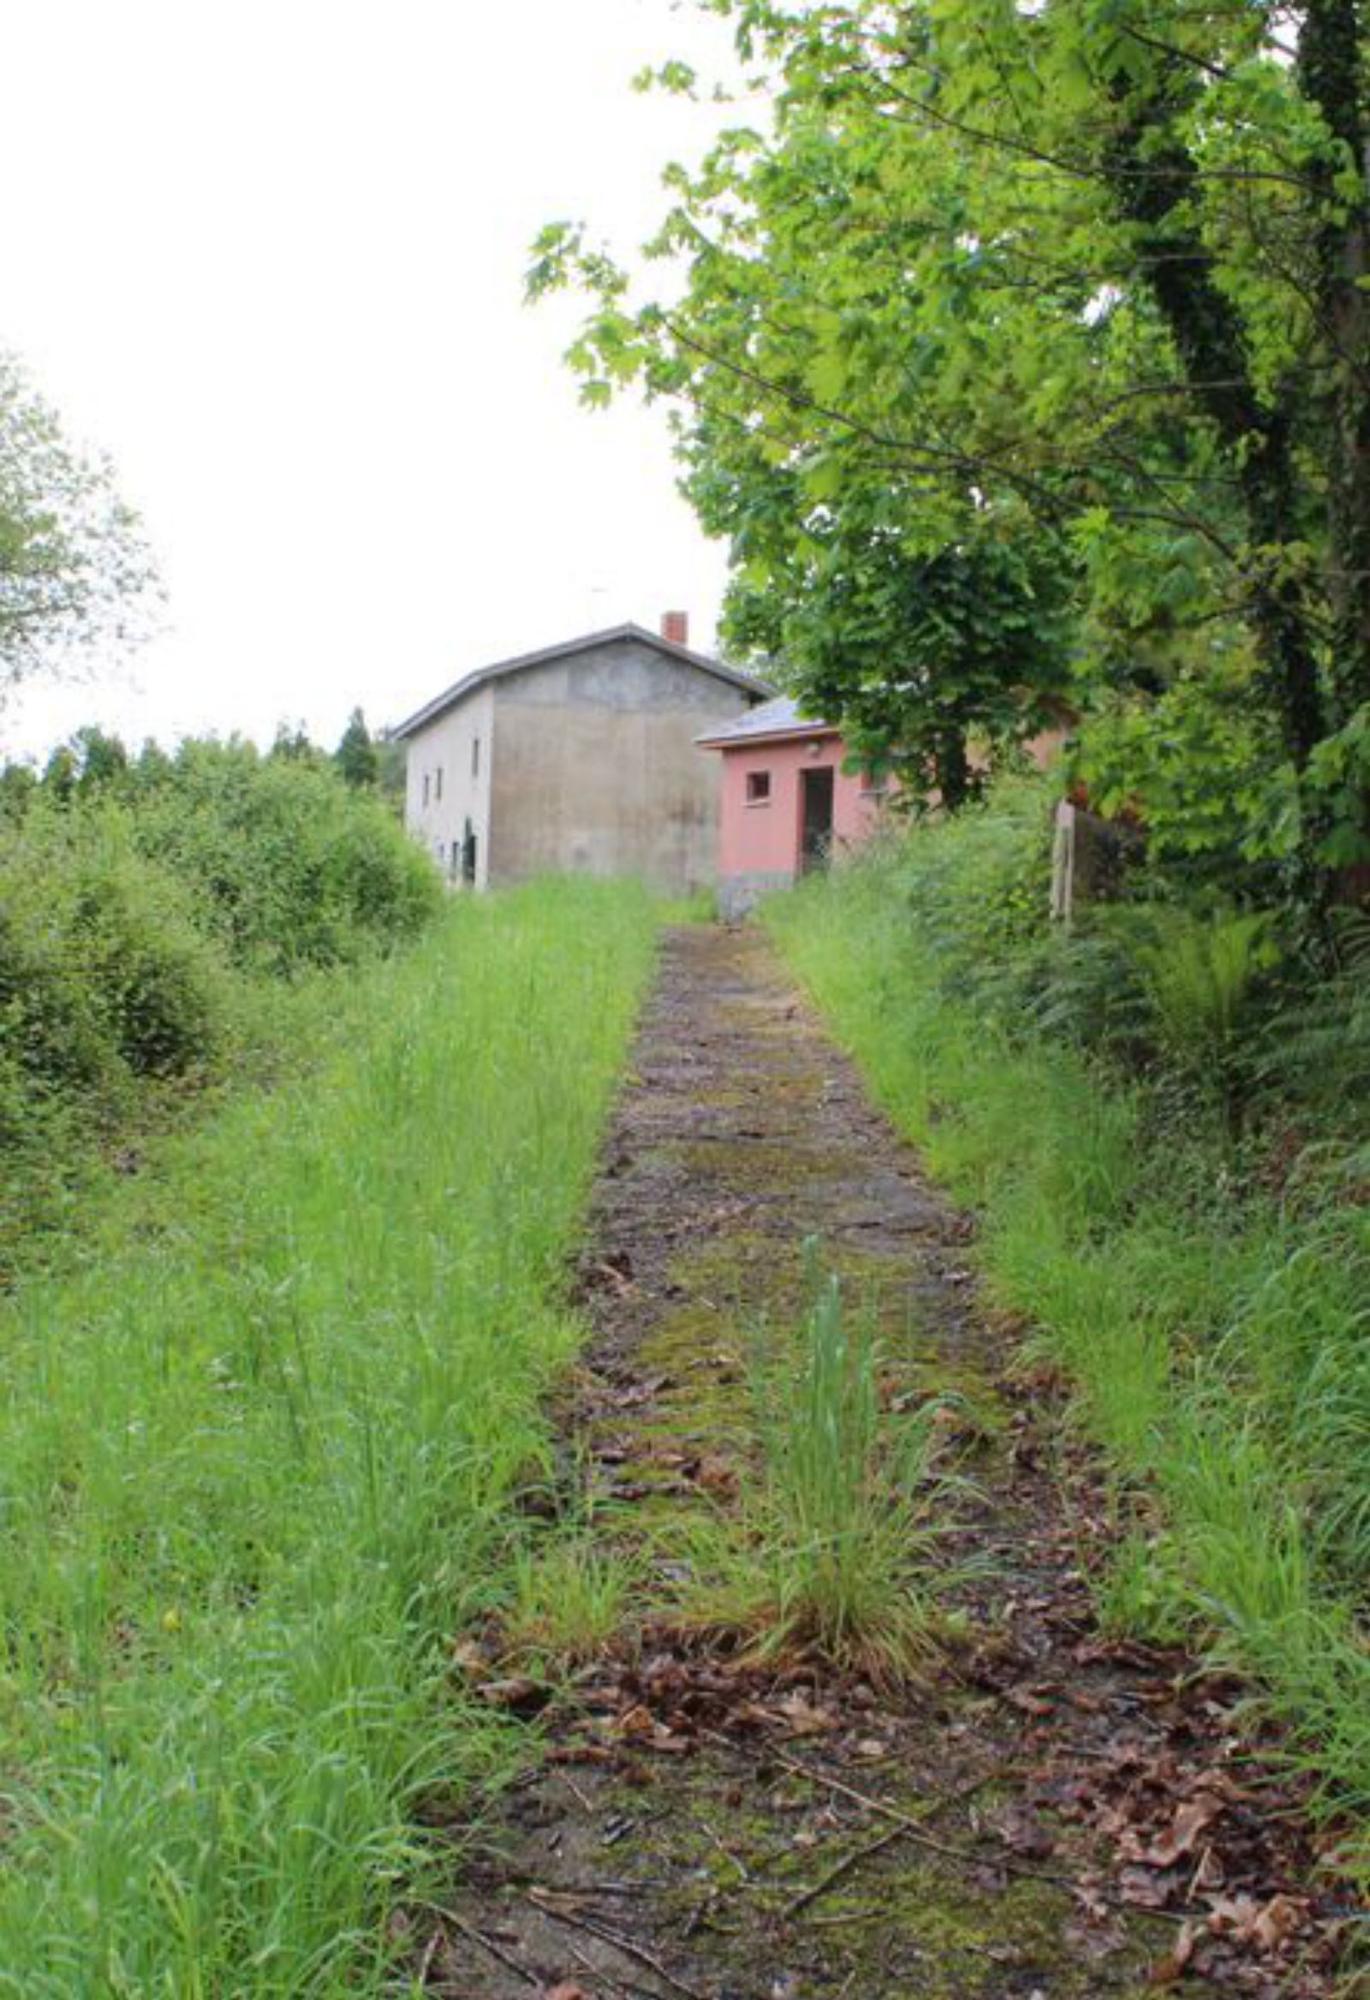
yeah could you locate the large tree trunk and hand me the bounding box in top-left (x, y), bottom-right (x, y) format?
top-left (1299, 0), bottom-right (1370, 731)
top-left (1105, 88), bottom-right (1327, 770)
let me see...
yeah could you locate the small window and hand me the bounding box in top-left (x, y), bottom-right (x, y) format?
top-left (435, 765), bottom-right (444, 801)
top-left (472, 736), bottom-right (481, 779)
top-left (422, 772), bottom-right (430, 807)
top-left (746, 769), bottom-right (772, 805)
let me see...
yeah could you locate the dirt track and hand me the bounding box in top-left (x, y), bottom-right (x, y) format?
top-left (415, 926), bottom-right (1343, 1998)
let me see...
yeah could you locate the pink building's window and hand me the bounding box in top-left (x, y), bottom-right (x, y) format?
top-left (746, 769), bottom-right (772, 805)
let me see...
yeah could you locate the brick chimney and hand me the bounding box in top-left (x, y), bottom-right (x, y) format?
top-left (660, 610), bottom-right (689, 647)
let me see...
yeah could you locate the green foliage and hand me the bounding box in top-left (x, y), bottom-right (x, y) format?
top-left (769, 522), bottom-right (1075, 808)
top-left (0, 881), bottom-right (657, 1993)
top-left (125, 739), bottom-right (441, 975)
top-left (0, 738), bottom-right (443, 1263)
top-left (1131, 910), bottom-right (1276, 1125)
top-left (334, 704), bottom-right (380, 788)
top-left (0, 350), bottom-right (158, 691)
top-left (535, 0), bottom-right (1370, 893)
top-left (767, 810), bottom-right (1370, 1855)
top-left (1072, 653), bottom-right (1301, 886)
top-left (0, 805), bottom-right (225, 1094)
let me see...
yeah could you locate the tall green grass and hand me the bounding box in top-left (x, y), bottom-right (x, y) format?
top-left (0, 880), bottom-right (656, 1995)
top-left (767, 837), bottom-right (1370, 1860)
top-left (746, 1247), bottom-right (946, 1678)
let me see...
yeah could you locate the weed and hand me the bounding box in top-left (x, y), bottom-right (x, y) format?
top-left (503, 1532), bottom-right (636, 1668)
top-left (706, 1245), bottom-right (951, 1683)
top-left (1132, 909), bottom-right (1276, 1131)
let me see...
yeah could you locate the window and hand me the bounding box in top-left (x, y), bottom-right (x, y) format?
top-left (472, 736), bottom-right (481, 779)
top-left (422, 771), bottom-right (430, 807)
top-left (745, 769), bottom-right (772, 805)
top-left (435, 765), bottom-right (443, 801)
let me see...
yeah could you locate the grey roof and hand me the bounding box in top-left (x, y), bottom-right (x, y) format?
top-left (696, 693), bottom-right (836, 747)
top-left (391, 623), bottom-right (774, 741)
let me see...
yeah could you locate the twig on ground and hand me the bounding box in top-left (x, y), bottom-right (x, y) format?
top-left (423, 1903), bottom-right (542, 1990)
top-left (528, 1887), bottom-right (709, 1999)
top-left (567, 1937), bottom-right (645, 1999)
top-left (748, 1741), bottom-right (1194, 1928)
top-left (701, 1816), bottom-right (752, 1883)
top-left (782, 1819), bottom-right (909, 1918)
top-left (555, 1766), bottom-right (596, 1811)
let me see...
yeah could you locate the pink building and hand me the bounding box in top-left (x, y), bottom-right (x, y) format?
top-left (697, 696), bottom-right (891, 918)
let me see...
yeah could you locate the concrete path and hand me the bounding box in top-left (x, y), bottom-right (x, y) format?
top-left (413, 926), bottom-right (1337, 1999)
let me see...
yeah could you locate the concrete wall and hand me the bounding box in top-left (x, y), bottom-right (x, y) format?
top-left (488, 639), bottom-right (753, 893)
top-left (713, 732), bottom-right (890, 918)
top-left (403, 683), bottom-right (494, 888)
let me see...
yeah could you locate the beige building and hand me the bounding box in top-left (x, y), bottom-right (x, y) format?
top-left (392, 620), bottom-right (771, 894)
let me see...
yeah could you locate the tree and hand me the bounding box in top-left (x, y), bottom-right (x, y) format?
top-left (269, 720), bottom-right (320, 765)
top-left (70, 724), bottom-right (129, 793)
top-left (530, 0), bottom-right (1370, 895)
top-left (334, 706), bottom-right (379, 788)
top-left (724, 493), bottom-right (1074, 807)
top-left (0, 352), bottom-right (158, 697)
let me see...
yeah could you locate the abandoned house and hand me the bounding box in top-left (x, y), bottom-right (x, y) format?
top-left (392, 617), bottom-right (772, 894)
top-left (697, 696), bottom-right (894, 919)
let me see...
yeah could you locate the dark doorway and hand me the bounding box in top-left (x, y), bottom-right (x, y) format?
top-left (461, 817), bottom-right (478, 887)
top-left (800, 766), bottom-right (834, 872)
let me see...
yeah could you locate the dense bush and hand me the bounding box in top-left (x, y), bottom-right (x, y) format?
top-left (876, 780), bottom-right (1366, 1152)
top-left (0, 740), bottom-right (442, 1261)
top-left (0, 806), bottom-right (226, 1092)
top-left (123, 741), bottom-right (441, 974)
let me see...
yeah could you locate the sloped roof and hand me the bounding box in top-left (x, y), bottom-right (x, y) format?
top-left (391, 623), bottom-right (774, 741)
top-left (696, 693), bottom-right (838, 748)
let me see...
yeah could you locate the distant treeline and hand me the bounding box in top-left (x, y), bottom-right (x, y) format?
top-left (0, 721), bottom-right (439, 1261)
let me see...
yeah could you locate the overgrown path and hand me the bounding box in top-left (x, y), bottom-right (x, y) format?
top-left (419, 926), bottom-right (1345, 1998)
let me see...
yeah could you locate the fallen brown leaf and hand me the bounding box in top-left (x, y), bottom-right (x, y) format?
top-left (1148, 1916), bottom-right (1199, 1986)
top-left (475, 1676), bottom-right (549, 1716)
top-left (1252, 1892), bottom-right (1306, 1952)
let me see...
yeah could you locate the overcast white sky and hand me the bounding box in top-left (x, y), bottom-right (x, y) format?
top-left (2, 0), bottom-right (739, 762)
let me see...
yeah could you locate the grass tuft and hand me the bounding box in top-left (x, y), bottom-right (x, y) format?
top-left (502, 1532), bottom-right (637, 1669)
top-left (684, 1245), bottom-right (952, 1684)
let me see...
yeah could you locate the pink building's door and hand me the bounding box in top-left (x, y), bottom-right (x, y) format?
top-left (800, 766), bottom-right (835, 871)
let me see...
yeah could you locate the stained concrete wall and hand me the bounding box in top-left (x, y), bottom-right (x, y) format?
top-left (488, 639), bottom-right (753, 893)
top-left (404, 683), bottom-right (494, 888)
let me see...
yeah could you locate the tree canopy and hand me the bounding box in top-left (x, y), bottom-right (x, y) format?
top-left (0, 352), bottom-right (158, 698)
top-left (530, 0), bottom-right (1370, 899)
top-left (334, 706), bottom-right (380, 788)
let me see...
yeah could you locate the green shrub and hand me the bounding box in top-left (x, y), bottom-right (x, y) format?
top-left (0, 806), bottom-right (226, 1090)
top-left (0, 746), bottom-right (442, 1267)
top-left (1131, 909), bottom-right (1276, 1124)
top-left (127, 741), bottom-right (442, 973)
